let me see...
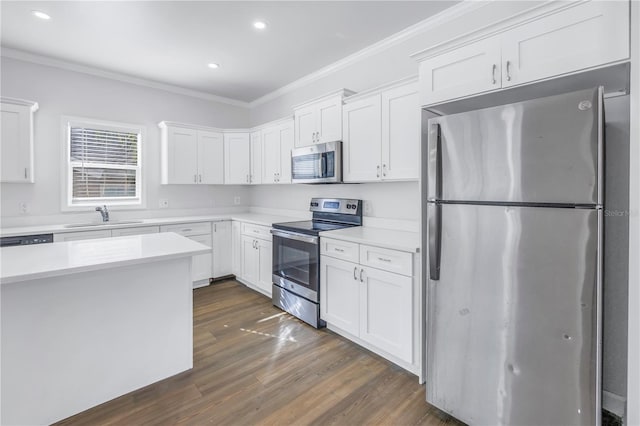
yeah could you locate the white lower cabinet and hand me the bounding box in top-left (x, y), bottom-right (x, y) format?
top-left (160, 222), bottom-right (213, 288)
top-left (212, 221), bottom-right (232, 278)
top-left (359, 266), bottom-right (412, 362)
top-left (231, 221), bottom-right (242, 276)
top-left (320, 237), bottom-right (416, 369)
top-left (320, 256), bottom-right (360, 335)
top-left (237, 222), bottom-right (273, 297)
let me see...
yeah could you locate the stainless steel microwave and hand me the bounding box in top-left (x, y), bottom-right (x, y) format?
top-left (291, 141), bottom-right (342, 184)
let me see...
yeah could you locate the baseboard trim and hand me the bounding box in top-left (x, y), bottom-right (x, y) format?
top-left (603, 391), bottom-right (626, 421)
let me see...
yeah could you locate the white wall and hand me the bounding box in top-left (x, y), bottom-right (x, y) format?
top-left (0, 57), bottom-right (252, 226)
top-left (250, 181), bottom-right (420, 228)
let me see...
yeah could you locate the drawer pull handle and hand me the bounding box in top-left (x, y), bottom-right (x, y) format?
top-left (182, 229), bottom-right (193, 232)
top-left (353, 266), bottom-right (358, 280)
top-left (378, 257), bottom-right (392, 262)
top-left (253, 230), bottom-right (260, 233)
top-left (360, 268), bottom-right (365, 282)
top-left (334, 248), bottom-right (344, 252)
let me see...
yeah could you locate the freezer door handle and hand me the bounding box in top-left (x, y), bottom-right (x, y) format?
top-left (428, 202), bottom-right (442, 281)
top-left (427, 123), bottom-right (442, 200)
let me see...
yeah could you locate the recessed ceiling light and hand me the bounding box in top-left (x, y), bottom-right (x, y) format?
top-left (253, 21), bottom-right (267, 30)
top-left (32, 10), bottom-right (51, 20)
top-left (207, 63), bottom-right (220, 69)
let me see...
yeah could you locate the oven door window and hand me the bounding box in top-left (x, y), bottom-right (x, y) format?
top-left (273, 236), bottom-right (318, 290)
top-left (292, 152), bottom-right (335, 180)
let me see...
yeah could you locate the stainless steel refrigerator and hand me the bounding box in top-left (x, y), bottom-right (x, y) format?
top-left (425, 87), bottom-right (603, 425)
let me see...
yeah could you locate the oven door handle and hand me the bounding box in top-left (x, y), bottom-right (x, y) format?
top-left (271, 229), bottom-right (319, 244)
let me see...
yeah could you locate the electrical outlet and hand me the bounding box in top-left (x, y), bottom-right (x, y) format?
top-left (159, 199), bottom-right (169, 209)
top-left (234, 196), bottom-right (241, 205)
top-left (18, 201), bottom-right (29, 215)
top-left (363, 201), bottom-right (372, 215)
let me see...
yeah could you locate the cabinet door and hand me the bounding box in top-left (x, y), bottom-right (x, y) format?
top-left (359, 266), bottom-right (412, 363)
top-left (294, 105), bottom-right (316, 147)
top-left (53, 229), bottom-right (112, 242)
top-left (190, 234), bottom-right (213, 285)
top-left (381, 83), bottom-right (420, 181)
top-left (256, 238), bottom-right (273, 296)
top-left (241, 235), bottom-right (258, 284)
top-left (278, 121), bottom-right (294, 184)
top-left (1, 102), bottom-right (33, 183)
top-left (111, 226), bottom-right (159, 237)
top-left (342, 95), bottom-right (382, 182)
top-left (167, 126), bottom-right (199, 184)
top-left (212, 221), bottom-right (232, 278)
top-left (197, 130), bottom-right (224, 184)
top-left (261, 126), bottom-right (280, 183)
top-left (320, 255), bottom-right (360, 336)
top-left (316, 96), bottom-right (342, 143)
top-left (501, 1), bottom-right (629, 88)
top-left (224, 133), bottom-right (250, 184)
top-left (232, 221), bottom-right (242, 277)
top-left (418, 36), bottom-right (502, 106)
top-left (250, 131), bottom-right (262, 184)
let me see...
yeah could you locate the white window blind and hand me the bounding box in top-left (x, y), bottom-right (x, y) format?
top-left (65, 119), bottom-right (142, 207)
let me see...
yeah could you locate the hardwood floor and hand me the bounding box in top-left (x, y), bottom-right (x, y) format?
top-left (56, 280), bottom-right (462, 426)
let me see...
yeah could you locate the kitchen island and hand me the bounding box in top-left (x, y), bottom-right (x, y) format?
top-left (0, 232), bottom-right (210, 425)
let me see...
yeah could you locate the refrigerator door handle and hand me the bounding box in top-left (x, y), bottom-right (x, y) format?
top-left (427, 123), bottom-right (442, 200)
top-left (428, 202), bottom-right (442, 281)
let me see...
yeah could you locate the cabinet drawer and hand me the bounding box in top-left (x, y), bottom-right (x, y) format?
top-left (321, 238), bottom-right (359, 263)
top-left (359, 244), bottom-right (412, 276)
top-left (111, 226), bottom-right (159, 237)
top-left (241, 223), bottom-right (272, 240)
top-left (160, 222), bottom-right (211, 237)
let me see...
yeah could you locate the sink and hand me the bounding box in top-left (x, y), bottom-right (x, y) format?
top-left (63, 220), bottom-right (143, 228)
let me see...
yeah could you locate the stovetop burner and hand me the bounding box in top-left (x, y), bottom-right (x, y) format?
top-left (272, 220), bottom-right (358, 236)
top-left (272, 198), bottom-right (363, 236)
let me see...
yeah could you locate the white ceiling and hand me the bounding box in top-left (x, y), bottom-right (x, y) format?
top-left (0, 1), bottom-right (457, 103)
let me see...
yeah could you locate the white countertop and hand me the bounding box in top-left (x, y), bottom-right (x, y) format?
top-left (321, 226), bottom-right (420, 253)
top-left (0, 232), bottom-right (211, 284)
top-left (0, 213), bottom-right (300, 238)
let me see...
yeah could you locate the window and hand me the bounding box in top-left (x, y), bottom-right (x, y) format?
top-left (63, 117), bottom-right (144, 209)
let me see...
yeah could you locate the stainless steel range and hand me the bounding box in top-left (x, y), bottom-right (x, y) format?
top-left (271, 198), bottom-right (362, 328)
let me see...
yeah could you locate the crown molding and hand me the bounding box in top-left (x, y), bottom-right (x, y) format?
top-left (248, 0), bottom-right (487, 108)
top-left (1, 47), bottom-right (251, 109)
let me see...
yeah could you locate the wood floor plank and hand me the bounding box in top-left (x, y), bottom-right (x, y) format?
top-left (55, 280), bottom-right (463, 426)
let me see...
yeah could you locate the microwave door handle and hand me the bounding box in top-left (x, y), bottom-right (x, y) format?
top-left (320, 154), bottom-right (326, 177)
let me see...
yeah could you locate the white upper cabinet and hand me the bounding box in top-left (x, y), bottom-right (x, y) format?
top-left (250, 131), bottom-right (262, 184)
top-left (293, 90), bottom-right (354, 147)
top-left (343, 95), bottom-right (382, 182)
top-left (501, 0), bottom-right (630, 88)
top-left (417, 37), bottom-right (502, 106)
top-left (261, 119), bottom-right (294, 184)
top-left (1, 98), bottom-right (38, 183)
top-left (198, 130), bottom-right (224, 184)
top-left (294, 105), bottom-right (316, 147)
top-left (160, 122), bottom-right (223, 185)
top-left (413, 0), bottom-right (630, 106)
top-left (343, 80), bottom-right (419, 183)
top-left (278, 121), bottom-right (294, 183)
top-left (223, 132), bottom-right (251, 184)
top-left (381, 82), bottom-right (420, 181)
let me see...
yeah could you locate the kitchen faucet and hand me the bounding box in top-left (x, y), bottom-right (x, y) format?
top-left (95, 205), bottom-right (109, 222)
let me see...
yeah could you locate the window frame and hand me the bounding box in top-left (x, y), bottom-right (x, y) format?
top-left (61, 115), bottom-right (146, 211)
